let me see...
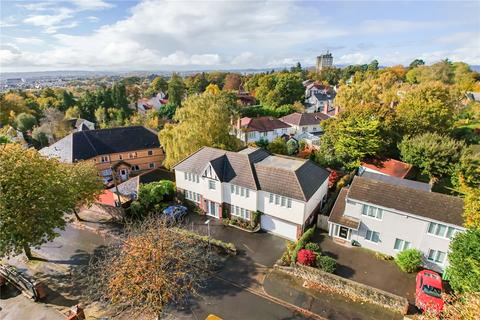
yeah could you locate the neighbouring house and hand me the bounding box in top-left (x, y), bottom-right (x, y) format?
top-left (236, 91), bottom-right (256, 106)
top-left (135, 92), bottom-right (168, 115)
top-left (1, 125), bottom-right (28, 148)
top-left (327, 175), bottom-right (465, 272)
top-left (235, 116), bottom-right (292, 144)
top-left (280, 112), bottom-right (330, 135)
top-left (465, 91), bottom-right (480, 102)
top-left (111, 167), bottom-right (175, 202)
top-left (304, 82), bottom-right (338, 115)
top-left (174, 146), bottom-right (330, 240)
top-left (65, 118), bottom-right (95, 132)
top-left (359, 158), bottom-right (414, 179)
top-left (40, 126), bottom-right (164, 184)
top-left (295, 131), bottom-right (321, 149)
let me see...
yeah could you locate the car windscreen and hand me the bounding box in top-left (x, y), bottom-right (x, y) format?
top-left (422, 285), bottom-right (442, 298)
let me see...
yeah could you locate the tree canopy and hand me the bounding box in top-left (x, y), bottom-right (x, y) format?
top-left (160, 92), bottom-right (241, 168)
top-left (0, 144), bottom-right (100, 259)
top-left (399, 132), bottom-right (464, 184)
top-left (448, 229), bottom-right (480, 293)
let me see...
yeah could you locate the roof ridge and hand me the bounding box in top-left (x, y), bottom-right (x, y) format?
top-left (81, 130), bottom-right (99, 157)
top-left (172, 146), bottom-right (211, 168)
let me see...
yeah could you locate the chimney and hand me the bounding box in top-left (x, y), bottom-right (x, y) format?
top-left (323, 103), bottom-right (328, 115)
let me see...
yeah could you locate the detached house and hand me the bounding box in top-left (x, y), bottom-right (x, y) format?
top-left (235, 116), bottom-right (292, 143)
top-left (280, 112), bottom-right (330, 135)
top-left (328, 175), bottom-right (464, 272)
top-left (40, 126), bottom-right (164, 184)
top-left (304, 83), bottom-right (337, 115)
top-left (174, 147), bottom-right (330, 240)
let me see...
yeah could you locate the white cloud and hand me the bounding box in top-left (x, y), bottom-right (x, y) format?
top-left (86, 16), bottom-right (99, 22)
top-left (23, 7), bottom-right (73, 28)
top-left (13, 37), bottom-right (45, 45)
top-left (69, 0), bottom-right (113, 10)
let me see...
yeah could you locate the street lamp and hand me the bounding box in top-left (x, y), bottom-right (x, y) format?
top-left (205, 219), bottom-right (211, 251)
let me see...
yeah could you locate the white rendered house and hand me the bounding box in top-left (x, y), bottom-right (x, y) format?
top-left (174, 147), bottom-right (330, 240)
top-left (235, 116), bottom-right (293, 144)
top-left (328, 175), bottom-right (465, 272)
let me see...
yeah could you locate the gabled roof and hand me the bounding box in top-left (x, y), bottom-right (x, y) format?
top-left (175, 146), bottom-right (329, 201)
top-left (40, 126), bottom-right (160, 162)
top-left (239, 116), bottom-right (291, 132)
top-left (361, 158), bottom-right (413, 179)
top-left (280, 112), bottom-right (330, 127)
top-left (348, 176), bottom-right (464, 227)
top-left (328, 187), bottom-right (360, 229)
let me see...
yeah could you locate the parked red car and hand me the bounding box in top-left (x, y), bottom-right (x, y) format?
top-left (415, 270), bottom-right (444, 314)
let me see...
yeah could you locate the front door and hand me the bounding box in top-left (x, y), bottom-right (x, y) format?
top-left (339, 226), bottom-right (349, 239)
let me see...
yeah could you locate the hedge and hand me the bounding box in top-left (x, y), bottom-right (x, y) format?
top-left (172, 228), bottom-right (237, 255)
top-left (291, 226), bottom-right (316, 263)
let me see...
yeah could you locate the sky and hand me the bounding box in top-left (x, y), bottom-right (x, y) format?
top-left (0, 0), bottom-right (479, 72)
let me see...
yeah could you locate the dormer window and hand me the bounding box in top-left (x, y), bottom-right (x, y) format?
top-left (100, 155), bottom-right (109, 163)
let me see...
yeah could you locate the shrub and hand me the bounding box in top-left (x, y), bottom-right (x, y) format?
top-left (297, 249), bottom-right (316, 266)
top-left (280, 251), bottom-right (291, 266)
top-left (305, 242), bottom-right (321, 254)
top-left (316, 255), bottom-right (336, 273)
top-left (395, 248), bottom-right (423, 273)
top-left (291, 226), bottom-right (316, 263)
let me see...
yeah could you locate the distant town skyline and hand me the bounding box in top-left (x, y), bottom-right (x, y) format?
top-left (1, 0), bottom-right (479, 72)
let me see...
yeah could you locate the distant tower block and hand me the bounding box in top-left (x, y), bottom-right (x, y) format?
top-left (316, 51), bottom-right (333, 72)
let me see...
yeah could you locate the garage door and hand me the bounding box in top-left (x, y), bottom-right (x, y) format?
top-left (261, 215), bottom-right (298, 240)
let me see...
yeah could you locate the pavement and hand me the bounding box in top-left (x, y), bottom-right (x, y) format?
top-left (311, 231), bottom-right (416, 303)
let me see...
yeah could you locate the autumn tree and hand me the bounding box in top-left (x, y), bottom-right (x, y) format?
top-left (184, 73), bottom-right (209, 95)
top-left (204, 83), bottom-right (221, 95)
top-left (255, 73), bottom-right (304, 109)
top-left (0, 93), bottom-right (30, 125)
top-left (160, 93), bottom-right (241, 168)
top-left (223, 73), bottom-right (242, 91)
top-left (168, 73), bottom-right (186, 107)
top-left (85, 217), bottom-right (215, 317)
top-left (0, 144), bottom-right (76, 259)
top-left (399, 132), bottom-right (463, 185)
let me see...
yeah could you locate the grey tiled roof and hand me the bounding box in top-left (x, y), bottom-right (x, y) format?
top-left (348, 176), bottom-right (464, 226)
top-left (175, 146), bottom-right (329, 201)
top-left (40, 126), bottom-right (160, 162)
top-left (281, 112), bottom-right (330, 126)
top-left (361, 172), bottom-right (430, 192)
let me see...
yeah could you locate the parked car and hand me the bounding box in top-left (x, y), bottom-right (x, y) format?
top-left (162, 205), bottom-right (188, 223)
top-left (415, 270), bottom-right (444, 313)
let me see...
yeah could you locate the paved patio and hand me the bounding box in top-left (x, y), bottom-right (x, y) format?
top-left (311, 231), bottom-right (416, 303)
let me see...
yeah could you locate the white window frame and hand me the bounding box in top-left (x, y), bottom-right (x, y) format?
top-left (287, 198), bottom-right (292, 208)
top-left (100, 155), bottom-right (109, 163)
top-left (362, 204), bottom-right (383, 220)
top-left (365, 230), bottom-right (380, 243)
top-left (231, 185), bottom-right (235, 194)
top-left (394, 238), bottom-right (411, 251)
top-left (269, 193), bottom-right (274, 203)
top-left (427, 249), bottom-right (446, 264)
top-left (428, 222), bottom-right (457, 239)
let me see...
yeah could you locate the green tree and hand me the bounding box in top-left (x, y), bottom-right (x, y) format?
top-left (399, 132), bottom-right (464, 185)
top-left (448, 229), bottom-right (480, 293)
top-left (396, 82), bottom-right (459, 136)
top-left (78, 90), bottom-right (97, 121)
top-left (58, 90), bottom-right (76, 111)
top-left (130, 180), bottom-right (175, 217)
top-left (395, 248), bottom-right (422, 273)
top-left (31, 126), bottom-right (49, 148)
top-left (146, 76), bottom-right (168, 96)
top-left (255, 73), bottom-right (304, 109)
top-left (160, 93), bottom-right (241, 169)
top-left (65, 161), bottom-right (104, 221)
top-left (451, 147), bottom-right (480, 190)
top-left (267, 137), bottom-right (288, 155)
top-left (0, 144), bottom-right (76, 259)
top-left (184, 73), bottom-right (209, 95)
top-left (15, 112), bottom-right (37, 132)
top-left (315, 114), bottom-right (382, 170)
top-left (168, 73), bottom-right (186, 107)
top-left (408, 59), bottom-right (425, 69)
top-left (286, 139), bottom-right (299, 155)
top-left (367, 59), bottom-right (379, 71)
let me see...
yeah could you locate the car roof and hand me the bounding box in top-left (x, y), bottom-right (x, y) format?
top-left (419, 270), bottom-right (442, 287)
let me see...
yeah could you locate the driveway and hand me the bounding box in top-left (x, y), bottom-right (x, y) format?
top-left (184, 214), bottom-right (286, 267)
top-left (311, 231), bottom-right (416, 303)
